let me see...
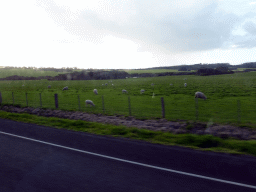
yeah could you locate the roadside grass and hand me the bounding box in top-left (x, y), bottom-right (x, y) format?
top-left (0, 110), bottom-right (256, 157)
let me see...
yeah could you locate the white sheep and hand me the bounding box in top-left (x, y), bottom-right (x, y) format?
top-left (195, 91), bottom-right (207, 100)
top-left (62, 86), bottom-right (68, 91)
top-left (152, 92), bottom-right (155, 98)
top-left (48, 85), bottom-right (51, 89)
top-left (184, 83), bottom-right (187, 87)
top-left (140, 89), bottom-right (145, 94)
top-left (122, 89), bottom-right (128, 94)
top-left (93, 89), bottom-right (98, 95)
top-left (85, 100), bottom-right (95, 107)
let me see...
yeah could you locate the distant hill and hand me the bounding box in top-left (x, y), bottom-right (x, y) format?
top-left (0, 62), bottom-right (255, 80)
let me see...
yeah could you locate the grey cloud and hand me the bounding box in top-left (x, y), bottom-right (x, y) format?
top-left (40, 0), bottom-right (254, 51)
top-left (80, 1), bottom-right (240, 52)
top-left (231, 34), bottom-right (256, 49)
top-left (243, 21), bottom-right (256, 35)
top-left (228, 17), bottom-right (256, 49)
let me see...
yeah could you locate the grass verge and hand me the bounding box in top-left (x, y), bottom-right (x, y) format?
top-left (0, 110), bottom-right (256, 157)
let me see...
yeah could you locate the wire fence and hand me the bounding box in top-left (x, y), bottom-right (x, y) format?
top-left (0, 91), bottom-right (251, 125)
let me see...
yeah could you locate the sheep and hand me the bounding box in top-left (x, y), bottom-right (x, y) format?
top-left (85, 100), bottom-right (95, 107)
top-left (112, 84), bottom-right (114, 86)
top-left (195, 91), bottom-right (207, 100)
top-left (184, 83), bottom-right (187, 87)
top-left (22, 84), bottom-right (25, 87)
top-left (140, 89), bottom-right (145, 94)
top-left (48, 85), bottom-right (51, 89)
top-left (122, 89), bottom-right (128, 94)
top-left (93, 89), bottom-right (98, 95)
top-left (105, 83), bottom-right (108, 86)
top-left (62, 86), bottom-right (68, 91)
top-left (152, 92), bottom-right (155, 98)
top-left (184, 78), bottom-right (187, 80)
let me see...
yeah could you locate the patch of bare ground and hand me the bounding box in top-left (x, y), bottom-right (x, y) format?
top-left (1, 105), bottom-right (256, 140)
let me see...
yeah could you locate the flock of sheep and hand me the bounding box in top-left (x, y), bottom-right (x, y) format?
top-left (45, 80), bottom-right (207, 107)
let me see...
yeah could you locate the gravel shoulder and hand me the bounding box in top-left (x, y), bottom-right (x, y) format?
top-left (1, 105), bottom-right (256, 140)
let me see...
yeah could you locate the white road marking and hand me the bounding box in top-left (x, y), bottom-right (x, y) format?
top-left (1, 130), bottom-right (256, 189)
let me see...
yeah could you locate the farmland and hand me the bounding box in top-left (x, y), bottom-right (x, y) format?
top-left (0, 71), bottom-right (256, 128)
top-left (0, 68), bottom-right (70, 78)
top-left (122, 69), bottom-right (194, 74)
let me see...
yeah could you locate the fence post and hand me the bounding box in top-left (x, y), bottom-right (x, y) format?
top-left (0, 92), bottom-right (2, 105)
top-left (78, 95), bottom-right (81, 111)
top-left (39, 93), bottom-right (42, 108)
top-left (161, 97), bottom-right (165, 118)
top-left (102, 95), bottom-right (105, 113)
top-left (237, 100), bottom-right (241, 123)
top-left (195, 98), bottom-right (198, 120)
top-left (128, 96), bottom-right (131, 116)
top-left (54, 94), bottom-right (58, 109)
top-left (26, 93), bottom-right (28, 106)
top-left (12, 92), bottom-right (14, 105)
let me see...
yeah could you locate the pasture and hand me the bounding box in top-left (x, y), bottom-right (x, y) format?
top-left (122, 69), bottom-right (194, 74)
top-left (0, 68), bottom-right (70, 78)
top-left (0, 72), bottom-right (256, 128)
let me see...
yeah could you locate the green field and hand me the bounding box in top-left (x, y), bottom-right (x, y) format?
top-left (122, 69), bottom-right (194, 74)
top-left (0, 68), bottom-right (69, 78)
top-left (0, 72), bottom-right (256, 127)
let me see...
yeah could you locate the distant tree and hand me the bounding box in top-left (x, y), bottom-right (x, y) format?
top-left (88, 71), bottom-right (94, 78)
top-left (178, 66), bottom-right (188, 71)
top-left (196, 66), bottom-right (234, 76)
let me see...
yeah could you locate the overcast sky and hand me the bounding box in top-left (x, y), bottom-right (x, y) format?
top-left (1, 0), bottom-right (256, 69)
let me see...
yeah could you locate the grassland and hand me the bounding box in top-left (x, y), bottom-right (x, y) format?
top-left (0, 72), bottom-right (256, 128)
top-left (122, 69), bottom-right (195, 74)
top-left (0, 68), bottom-right (70, 78)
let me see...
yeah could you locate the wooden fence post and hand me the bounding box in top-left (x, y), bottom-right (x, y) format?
top-left (39, 93), bottom-right (42, 107)
top-left (128, 96), bottom-right (131, 116)
top-left (0, 92), bottom-right (2, 105)
top-left (26, 93), bottom-right (28, 106)
top-left (161, 97), bottom-right (165, 118)
top-left (195, 98), bottom-right (198, 120)
top-left (102, 95), bottom-right (105, 113)
top-left (54, 94), bottom-right (58, 109)
top-left (12, 92), bottom-right (14, 105)
top-left (237, 100), bottom-right (241, 123)
top-left (78, 95), bottom-right (81, 111)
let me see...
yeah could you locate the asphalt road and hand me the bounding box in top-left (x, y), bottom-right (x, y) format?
top-left (0, 118), bottom-right (256, 192)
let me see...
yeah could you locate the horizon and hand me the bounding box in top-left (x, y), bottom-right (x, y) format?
top-left (0, 61), bottom-right (254, 71)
